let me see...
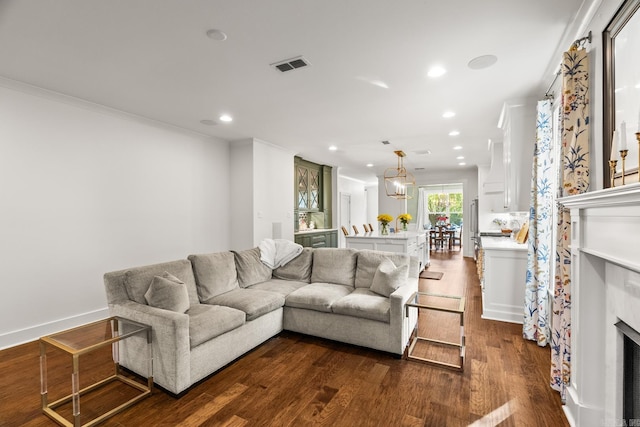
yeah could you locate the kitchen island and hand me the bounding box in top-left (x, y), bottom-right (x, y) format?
top-left (345, 230), bottom-right (428, 271)
top-left (479, 236), bottom-right (527, 323)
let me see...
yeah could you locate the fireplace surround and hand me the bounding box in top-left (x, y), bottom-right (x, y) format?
top-left (559, 184), bottom-right (640, 427)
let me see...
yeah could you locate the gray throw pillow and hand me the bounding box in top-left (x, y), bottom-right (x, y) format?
top-left (369, 258), bottom-right (409, 297)
top-left (144, 272), bottom-right (190, 313)
top-left (232, 247), bottom-right (273, 288)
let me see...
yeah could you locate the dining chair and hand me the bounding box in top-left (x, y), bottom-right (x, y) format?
top-left (363, 224), bottom-right (370, 233)
top-left (352, 225), bottom-right (359, 235)
top-left (341, 226), bottom-right (349, 236)
top-left (451, 227), bottom-right (462, 249)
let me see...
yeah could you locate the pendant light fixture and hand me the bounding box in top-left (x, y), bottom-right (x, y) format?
top-left (438, 185), bottom-right (450, 207)
top-left (384, 150), bottom-right (415, 199)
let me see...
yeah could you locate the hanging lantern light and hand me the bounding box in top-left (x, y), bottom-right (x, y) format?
top-left (384, 150), bottom-right (415, 199)
top-left (438, 185), bottom-right (450, 207)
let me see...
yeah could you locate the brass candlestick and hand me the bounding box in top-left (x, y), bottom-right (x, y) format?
top-left (609, 160), bottom-right (618, 188)
top-left (620, 149), bottom-right (628, 185)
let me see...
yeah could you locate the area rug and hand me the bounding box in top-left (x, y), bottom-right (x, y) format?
top-left (420, 270), bottom-right (444, 280)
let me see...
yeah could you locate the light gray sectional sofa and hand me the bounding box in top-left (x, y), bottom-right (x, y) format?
top-left (104, 247), bottom-right (419, 395)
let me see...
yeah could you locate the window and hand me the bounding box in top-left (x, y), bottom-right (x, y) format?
top-left (427, 191), bottom-right (463, 226)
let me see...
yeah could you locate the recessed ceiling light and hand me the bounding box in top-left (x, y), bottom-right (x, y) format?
top-left (328, 145), bottom-right (337, 151)
top-left (200, 119), bottom-right (216, 126)
top-left (468, 54), bottom-right (498, 70)
top-left (219, 114), bottom-right (233, 122)
top-left (366, 163), bottom-right (374, 167)
top-left (427, 65), bottom-right (446, 78)
top-left (442, 111), bottom-right (455, 118)
top-left (206, 29), bottom-right (228, 41)
top-left (456, 156), bottom-right (464, 160)
top-left (449, 130), bottom-right (460, 136)
top-left (453, 146), bottom-right (462, 150)
top-left (458, 162), bottom-right (467, 166)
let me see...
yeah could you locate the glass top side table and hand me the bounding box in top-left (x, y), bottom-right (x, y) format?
top-left (39, 316), bottom-right (153, 427)
top-left (405, 291), bottom-right (466, 371)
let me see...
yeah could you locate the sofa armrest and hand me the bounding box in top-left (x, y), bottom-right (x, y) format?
top-left (109, 301), bottom-right (191, 395)
top-left (388, 278), bottom-right (419, 353)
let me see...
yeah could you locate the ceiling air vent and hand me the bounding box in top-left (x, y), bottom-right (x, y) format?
top-left (381, 140), bottom-right (390, 145)
top-left (271, 56), bottom-right (310, 72)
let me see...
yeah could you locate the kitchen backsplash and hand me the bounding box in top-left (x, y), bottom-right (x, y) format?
top-left (483, 211), bottom-right (528, 232)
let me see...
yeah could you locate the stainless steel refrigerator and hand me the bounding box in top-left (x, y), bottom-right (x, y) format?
top-left (470, 198), bottom-right (479, 260)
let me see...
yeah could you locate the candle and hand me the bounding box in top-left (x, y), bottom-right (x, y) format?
top-left (620, 121), bottom-right (628, 151)
top-left (611, 130), bottom-right (617, 160)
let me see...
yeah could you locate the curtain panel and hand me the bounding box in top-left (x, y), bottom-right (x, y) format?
top-left (523, 99), bottom-right (554, 346)
top-left (551, 47), bottom-right (590, 398)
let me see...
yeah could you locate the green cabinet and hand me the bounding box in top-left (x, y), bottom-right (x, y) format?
top-left (295, 158), bottom-right (322, 211)
top-left (294, 157), bottom-right (332, 232)
top-left (294, 230), bottom-right (338, 248)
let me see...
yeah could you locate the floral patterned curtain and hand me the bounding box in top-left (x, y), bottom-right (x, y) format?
top-left (523, 99), bottom-right (553, 346)
top-left (551, 47), bottom-right (590, 398)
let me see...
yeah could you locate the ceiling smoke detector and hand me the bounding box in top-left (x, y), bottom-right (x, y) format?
top-left (270, 56), bottom-right (310, 72)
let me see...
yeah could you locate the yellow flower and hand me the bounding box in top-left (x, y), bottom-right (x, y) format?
top-left (377, 214), bottom-right (393, 224)
top-left (397, 213), bottom-right (412, 224)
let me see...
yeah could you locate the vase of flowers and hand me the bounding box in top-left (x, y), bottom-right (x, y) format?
top-left (398, 213), bottom-right (412, 231)
top-left (437, 216), bottom-right (448, 226)
top-left (377, 213), bottom-right (393, 235)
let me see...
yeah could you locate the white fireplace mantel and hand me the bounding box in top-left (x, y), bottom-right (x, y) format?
top-left (559, 183), bottom-right (640, 427)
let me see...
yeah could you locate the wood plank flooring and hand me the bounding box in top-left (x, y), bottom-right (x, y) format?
top-left (0, 251), bottom-right (568, 426)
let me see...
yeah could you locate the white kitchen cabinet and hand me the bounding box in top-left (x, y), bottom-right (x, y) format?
top-left (480, 236), bottom-right (527, 323)
top-left (498, 101), bottom-right (535, 212)
top-left (345, 231), bottom-right (428, 271)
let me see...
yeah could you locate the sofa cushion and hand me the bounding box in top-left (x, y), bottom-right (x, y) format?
top-left (248, 278), bottom-right (308, 297)
top-left (355, 250), bottom-right (411, 289)
top-left (332, 288), bottom-right (391, 323)
top-left (370, 257), bottom-right (409, 297)
top-left (285, 283), bottom-right (353, 313)
top-left (124, 259), bottom-right (199, 306)
top-left (204, 288), bottom-right (285, 321)
top-left (272, 248), bottom-right (313, 283)
top-left (232, 247), bottom-right (273, 288)
top-left (188, 252), bottom-right (239, 302)
top-left (187, 304), bottom-right (245, 348)
top-left (310, 248), bottom-right (358, 287)
top-left (144, 273), bottom-right (190, 313)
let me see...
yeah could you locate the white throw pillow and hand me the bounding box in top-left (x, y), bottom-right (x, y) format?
top-left (144, 272), bottom-right (190, 313)
top-left (370, 257), bottom-right (408, 297)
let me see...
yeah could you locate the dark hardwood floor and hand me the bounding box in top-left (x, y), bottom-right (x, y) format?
top-left (0, 251), bottom-right (568, 426)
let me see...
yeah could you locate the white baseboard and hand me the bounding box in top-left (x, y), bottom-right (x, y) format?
top-left (0, 307), bottom-right (109, 350)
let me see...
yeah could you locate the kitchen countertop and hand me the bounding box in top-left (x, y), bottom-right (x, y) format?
top-left (480, 236), bottom-right (527, 251)
top-left (345, 230), bottom-right (426, 240)
top-left (294, 228), bottom-right (338, 236)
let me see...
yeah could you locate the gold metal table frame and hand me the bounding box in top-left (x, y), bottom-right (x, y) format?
top-left (405, 292), bottom-right (466, 371)
top-left (39, 316), bottom-right (153, 427)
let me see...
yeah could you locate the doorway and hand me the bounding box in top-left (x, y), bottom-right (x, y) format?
top-left (340, 193), bottom-right (351, 245)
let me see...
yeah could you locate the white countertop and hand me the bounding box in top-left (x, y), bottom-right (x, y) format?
top-left (294, 228), bottom-right (338, 236)
top-left (345, 230), bottom-right (426, 240)
top-left (480, 236), bottom-right (528, 251)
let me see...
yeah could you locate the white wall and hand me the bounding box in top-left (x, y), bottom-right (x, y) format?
top-left (252, 139), bottom-right (294, 246)
top-left (230, 138), bottom-right (294, 250)
top-left (365, 184), bottom-right (379, 227)
top-left (0, 81), bottom-right (230, 349)
top-left (337, 173), bottom-right (368, 236)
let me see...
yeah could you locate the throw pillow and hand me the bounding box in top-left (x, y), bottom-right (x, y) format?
top-left (144, 273), bottom-right (190, 313)
top-left (370, 257), bottom-right (409, 297)
top-left (232, 247), bottom-right (273, 288)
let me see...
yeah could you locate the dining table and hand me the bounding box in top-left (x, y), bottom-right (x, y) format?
top-left (429, 225), bottom-right (456, 250)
